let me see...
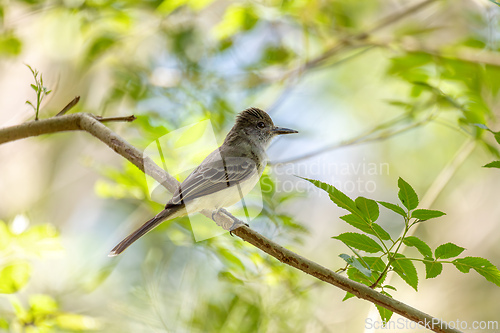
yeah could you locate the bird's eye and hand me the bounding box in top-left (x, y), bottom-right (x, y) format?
top-left (257, 122), bottom-right (266, 128)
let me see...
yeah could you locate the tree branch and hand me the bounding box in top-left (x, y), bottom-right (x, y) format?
top-left (0, 112), bottom-right (463, 333)
top-left (367, 38), bottom-right (500, 67)
top-left (55, 96), bottom-right (80, 116)
top-left (0, 113), bottom-right (178, 193)
top-left (291, 0), bottom-right (438, 74)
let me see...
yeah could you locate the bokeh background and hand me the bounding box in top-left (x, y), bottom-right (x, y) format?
top-left (1, 0), bottom-right (500, 332)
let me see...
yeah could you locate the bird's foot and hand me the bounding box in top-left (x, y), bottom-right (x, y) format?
top-left (228, 214), bottom-right (249, 237)
top-left (212, 208), bottom-right (248, 236)
top-left (229, 223), bottom-right (249, 237)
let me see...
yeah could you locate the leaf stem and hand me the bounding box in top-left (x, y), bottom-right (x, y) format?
top-left (402, 257), bottom-right (453, 264)
top-left (371, 214), bottom-right (411, 288)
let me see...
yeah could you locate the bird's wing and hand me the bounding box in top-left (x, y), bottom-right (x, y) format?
top-left (168, 154), bottom-right (259, 206)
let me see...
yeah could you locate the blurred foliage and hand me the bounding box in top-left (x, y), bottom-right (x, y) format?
top-left (8, 294), bottom-right (100, 332)
top-left (0, 32), bottom-right (22, 56)
top-left (0, 219), bottom-right (98, 332)
top-left (2, 0), bottom-right (500, 331)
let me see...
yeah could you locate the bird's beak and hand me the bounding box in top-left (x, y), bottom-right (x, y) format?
top-left (272, 126), bottom-right (298, 135)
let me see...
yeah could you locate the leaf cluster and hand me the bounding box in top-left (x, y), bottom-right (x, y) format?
top-left (303, 177), bottom-right (500, 322)
top-left (25, 65), bottom-right (52, 121)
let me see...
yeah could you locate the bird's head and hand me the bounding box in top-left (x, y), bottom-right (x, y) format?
top-left (230, 107), bottom-right (298, 148)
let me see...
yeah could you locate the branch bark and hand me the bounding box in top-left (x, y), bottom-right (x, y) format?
top-left (0, 113), bottom-right (462, 333)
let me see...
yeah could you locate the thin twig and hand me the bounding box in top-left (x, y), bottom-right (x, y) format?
top-left (55, 96), bottom-right (80, 116)
top-left (268, 46), bottom-right (376, 114)
top-left (0, 111), bottom-right (463, 333)
top-left (417, 139), bottom-right (476, 220)
top-left (96, 115), bottom-right (137, 123)
top-left (367, 38), bottom-right (500, 67)
top-left (293, 0), bottom-right (438, 73)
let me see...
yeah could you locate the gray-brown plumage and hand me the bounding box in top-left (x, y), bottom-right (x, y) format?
top-left (109, 107), bottom-right (297, 256)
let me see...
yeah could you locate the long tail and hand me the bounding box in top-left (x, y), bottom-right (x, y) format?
top-left (108, 206), bottom-right (180, 257)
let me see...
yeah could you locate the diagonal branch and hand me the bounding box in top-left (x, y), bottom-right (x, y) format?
top-left (269, 0), bottom-right (439, 114)
top-left (292, 0), bottom-right (438, 74)
top-left (365, 38), bottom-right (500, 67)
top-left (0, 112), bottom-right (462, 333)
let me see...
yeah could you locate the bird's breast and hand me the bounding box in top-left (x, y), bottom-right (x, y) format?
top-left (183, 170), bottom-right (261, 214)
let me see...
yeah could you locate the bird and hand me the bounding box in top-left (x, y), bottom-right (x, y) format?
top-left (109, 107), bottom-right (298, 256)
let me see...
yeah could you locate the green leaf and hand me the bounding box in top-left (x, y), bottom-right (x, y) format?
top-left (483, 161), bottom-right (500, 169)
top-left (477, 123), bottom-right (500, 144)
top-left (376, 292), bottom-right (393, 322)
top-left (0, 34), bottom-right (22, 56)
top-left (347, 267), bottom-right (372, 285)
top-left (262, 46), bottom-right (292, 65)
top-left (411, 209), bottom-right (446, 221)
top-left (213, 4), bottom-right (258, 40)
top-left (397, 177), bottom-right (419, 210)
top-left (0, 261), bottom-right (32, 293)
top-left (403, 236), bottom-right (433, 258)
top-left (332, 233), bottom-right (383, 253)
top-left (301, 178), bottom-right (365, 220)
top-left (424, 259), bottom-right (443, 279)
top-left (376, 305), bottom-right (393, 323)
top-left (388, 53), bottom-right (432, 83)
top-left (435, 243), bottom-right (465, 259)
top-left (370, 224), bottom-right (391, 241)
top-left (453, 257), bottom-right (500, 286)
top-left (342, 292), bottom-right (355, 301)
top-left (30, 84), bottom-right (38, 91)
top-left (339, 254), bottom-right (371, 277)
top-left (383, 285), bottom-right (397, 291)
top-left (494, 133), bottom-right (500, 145)
top-left (339, 214), bottom-right (391, 240)
top-left (378, 201), bottom-right (407, 217)
top-left (362, 256), bottom-right (386, 272)
top-left (391, 254), bottom-right (418, 291)
top-left (25, 64), bottom-right (34, 74)
top-left (355, 197), bottom-right (379, 222)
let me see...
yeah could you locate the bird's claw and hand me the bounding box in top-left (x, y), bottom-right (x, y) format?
top-left (211, 208), bottom-right (248, 236)
top-left (229, 221), bottom-right (249, 236)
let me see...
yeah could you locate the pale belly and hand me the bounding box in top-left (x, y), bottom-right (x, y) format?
top-left (182, 171), bottom-right (261, 215)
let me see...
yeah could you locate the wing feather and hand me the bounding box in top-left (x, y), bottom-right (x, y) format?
top-left (168, 155), bottom-right (258, 206)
